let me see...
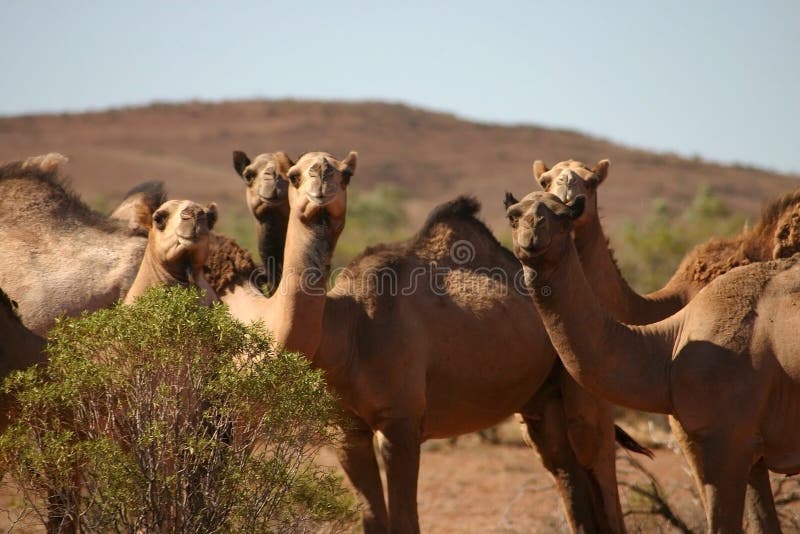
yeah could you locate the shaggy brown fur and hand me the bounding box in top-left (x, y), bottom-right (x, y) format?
top-left (346, 196), bottom-right (513, 275)
top-left (0, 160), bottom-right (124, 233)
top-left (339, 196), bottom-right (515, 316)
top-left (673, 188), bottom-right (800, 286)
top-left (750, 188), bottom-right (800, 259)
top-left (203, 233), bottom-right (258, 295)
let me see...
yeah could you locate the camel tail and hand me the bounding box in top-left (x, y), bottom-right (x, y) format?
top-left (614, 424), bottom-right (654, 459)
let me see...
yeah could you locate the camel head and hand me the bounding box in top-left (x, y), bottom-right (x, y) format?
top-left (232, 150), bottom-right (293, 221)
top-left (506, 191), bottom-right (585, 271)
top-left (533, 159), bottom-right (609, 227)
top-left (148, 200), bottom-right (218, 275)
top-left (286, 151), bottom-right (357, 237)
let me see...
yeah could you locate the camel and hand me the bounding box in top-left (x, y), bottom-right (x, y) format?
top-left (527, 159), bottom-right (800, 324)
top-left (0, 156), bottom-right (152, 334)
top-left (217, 151), bottom-right (651, 533)
top-left (232, 150), bottom-right (293, 293)
top-left (506, 190), bottom-right (800, 533)
top-left (0, 155), bottom-right (240, 333)
top-left (523, 159), bottom-right (800, 531)
top-left (123, 199), bottom-right (218, 305)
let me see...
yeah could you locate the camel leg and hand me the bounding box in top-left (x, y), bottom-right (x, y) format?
top-left (560, 371), bottom-right (625, 534)
top-left (336, 417), bottom-right (388, 534)
top-left (669, 416), bottom-right (710, 514)
top-left (521, 371), bottom-right (611, 533)
top-left (378, 418), bottom-right (421, 534)
top-left (743, 459), bottom-right (780, 534)
top-left (689, 430), bottom-right (752, 534)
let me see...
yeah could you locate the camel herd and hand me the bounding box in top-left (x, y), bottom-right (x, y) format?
top-left (0, 150), bottom-right (798, 533)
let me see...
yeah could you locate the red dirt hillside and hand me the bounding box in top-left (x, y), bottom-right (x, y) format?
top-left (0, 99), bottom-right (796, 233)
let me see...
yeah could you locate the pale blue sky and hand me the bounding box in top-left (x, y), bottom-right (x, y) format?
top-left (1, 1), bottom-right (798, 173)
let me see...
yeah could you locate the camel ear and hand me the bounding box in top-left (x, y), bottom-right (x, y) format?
top-left (503, 192), bottom-right (520, 210)
top-left (233, 150), bottom-right (251, 179)
top-left (205, 203), bottom-right (218, 231)
top-left (152, 208), bottom-right (169, 231)
top-left (588, 159), bottom-right (610, 186)
top-left (274, 151), bottom-right (294, 173)
top-left (339, 151), bottom-right (357, 185)
top-left (567, 195), bottom-right (586, 220)
top-left (533, 160), bottom-right (549, 179)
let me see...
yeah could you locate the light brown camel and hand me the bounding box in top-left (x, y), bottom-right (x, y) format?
top-left (0, 156), bottom-right (237, 333)
top-left (232, 150), bottom-right (292, 292)
top-left (507, 190), bottom-right (800, 534)
top-left (528, 159), bottom-right (800, 323)
top-left (123, 200), bottom-right (218, 305)
top-left (0, 156), bottom-right (152, 334)
top-left (524, 158), bottom-right (800, 531)
top-left (219, 151), bottom-right (647, 533)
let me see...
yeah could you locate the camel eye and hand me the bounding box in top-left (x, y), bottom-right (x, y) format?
top-left (244, 170), bottom-right (256, 184)
top-left (153, 210), bottom-right (168, 230)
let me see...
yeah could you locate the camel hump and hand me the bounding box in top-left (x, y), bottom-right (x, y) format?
top-left (110, 181), bottom-right (169, 235)
top-left (121, 180), bottom-right (167, 211)
top-left (419, 195), bottom-right (482, 234)
top-left (21, 152), bottom-right (69, 174)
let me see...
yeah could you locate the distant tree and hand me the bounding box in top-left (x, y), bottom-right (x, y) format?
top-left (0, 286), bottom-right (355, 533)
top-left (615, 184), bottom-right (747, 293)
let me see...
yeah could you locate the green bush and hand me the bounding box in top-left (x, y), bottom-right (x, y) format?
top-left (0, 286), bottom-right (356, 533)
top-left (614, 184), bottom-right (747, 292)
top-left (334, 185), bottom-right (411, 267)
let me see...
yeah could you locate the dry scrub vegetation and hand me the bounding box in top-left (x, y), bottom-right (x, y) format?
top-left (0, 287), bottom-right (356, 533)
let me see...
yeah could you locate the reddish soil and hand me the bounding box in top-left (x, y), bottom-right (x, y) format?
top-left (3, 435), bottom-right (797, 532)
top-left (318, 434), bottom-right (800, 533)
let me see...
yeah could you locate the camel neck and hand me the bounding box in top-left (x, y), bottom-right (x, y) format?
top-left (267, 211), bottom-right (335, 358)
top-left (123, 250), bottom-right (194, 304)
top-left (529, 239), bottom-right (675, 414)
top-left (255, 210), bottom-right (288, 293)
top-left (573, 215), bottom-right (685, 324)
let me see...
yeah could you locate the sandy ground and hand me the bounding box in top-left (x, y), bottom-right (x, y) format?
top-left (316, 431), bottom-right (800, 533)
top-left (3, 434), bottom-right (798, 533)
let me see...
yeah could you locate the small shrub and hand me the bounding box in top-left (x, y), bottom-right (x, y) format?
top-left (0, 286), bottom-right (356, 533)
